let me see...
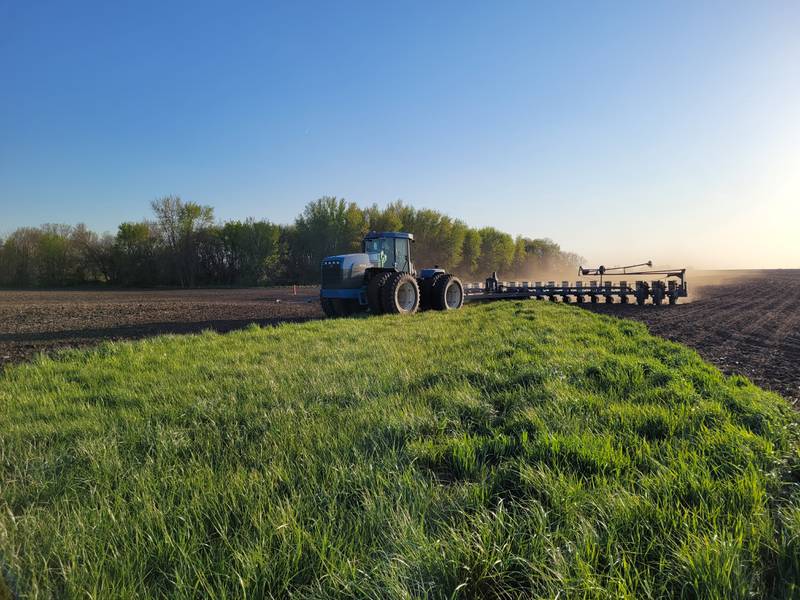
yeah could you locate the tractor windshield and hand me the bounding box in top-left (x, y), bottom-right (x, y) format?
top-left (364, 238), bottom-right (396, 269)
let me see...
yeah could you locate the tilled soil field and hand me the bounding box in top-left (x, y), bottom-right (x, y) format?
top-left (0, 287), bottom-right (321, 369)
top-left (582, 269), bottom-right (800, 406)
top-left (1, 271), bottom-right (798, 406)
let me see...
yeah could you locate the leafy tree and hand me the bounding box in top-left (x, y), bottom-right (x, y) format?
top-left (405, 209), bottom-right (465, 270)
top-left (71, 225), bottom-right (114, 283)
top-left (364, 203), bottom-right (403, 233)
top-left (151, 196), bottom-right (215, 287)
top-left (0, 197), bottom-right (583, 287)
top-left (219, 220), bottom-right (282, 285)
top-left (289, 197), bottom-right (368, 282)
top-left (0, 228), bottom-right (40, 286)
top-left (477, 227), bottom-right (516, 274)
top-left (111, 222), bottom-right (159, 286)
top-left (36, 226), bottom-right (72, 286)
top-left (459, 228), bottom-right (483, 277)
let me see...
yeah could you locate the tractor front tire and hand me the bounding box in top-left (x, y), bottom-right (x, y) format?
top-left (321, 298), bottom-right (338, 317)
top-left (381, 273), bottom-right (420, 314)
top-left (334, 299), bottom-right (359, 316)
top-left (368, 272), bottom-right (393, 315)
top-left (321, 298), bottom-right (356, 318)
top-left (431, 274), bottom-right (464, 310)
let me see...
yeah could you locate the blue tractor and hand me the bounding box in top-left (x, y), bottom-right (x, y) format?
top-left (320, 231), bottom-right (465, 317)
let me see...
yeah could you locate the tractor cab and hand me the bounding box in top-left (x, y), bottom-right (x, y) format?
top-left (362, 232), bottom-right (414, 274)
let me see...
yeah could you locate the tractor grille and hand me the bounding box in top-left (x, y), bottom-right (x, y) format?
top-left (321, 261), bottom-right (342, 288)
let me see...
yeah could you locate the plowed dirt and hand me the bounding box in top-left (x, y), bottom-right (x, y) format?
top-left (0, 287), bottom-right (320, 369)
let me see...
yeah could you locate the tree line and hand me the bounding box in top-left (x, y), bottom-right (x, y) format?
top-left (0, 196), bottom-right (583, 287)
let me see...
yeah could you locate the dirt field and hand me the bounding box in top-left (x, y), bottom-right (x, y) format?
top-left (1, 271), bottom-right (798, 406)
top-left (0, 287), bottom-right (321, 369)
top-left (582, 270), bottom-right (800, 406)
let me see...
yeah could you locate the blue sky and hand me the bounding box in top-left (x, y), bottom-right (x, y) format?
top-left (1, 1), bottom-right (798, 268)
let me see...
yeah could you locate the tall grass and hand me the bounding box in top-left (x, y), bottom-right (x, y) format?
top-left (1, 301), bottom-right (799, 598)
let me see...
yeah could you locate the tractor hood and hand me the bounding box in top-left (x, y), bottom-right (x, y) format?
top-left (321, 253), bottom-right (371, 268)
top-left (320, 253), bottom-right (371, 289)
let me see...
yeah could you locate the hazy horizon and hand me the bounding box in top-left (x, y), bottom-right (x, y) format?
top-left (2, 1), bottom-right (798, 270)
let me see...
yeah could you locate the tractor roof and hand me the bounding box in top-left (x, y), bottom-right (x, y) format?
top-left (363, 231), bottom-right (414, 241)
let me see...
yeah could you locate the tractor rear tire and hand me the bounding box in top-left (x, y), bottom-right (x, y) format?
top-left (367, 272), bottom-right (392, 315)
top-left (431, 274), bottom-right (464, 311)
top-left (420, 273), bottom-right (446, 310)
top-left (381, 272), bottom-right (420, 314)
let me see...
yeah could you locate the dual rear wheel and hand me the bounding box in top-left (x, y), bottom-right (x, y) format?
top-left (370, 272), bottom-right (464, 315)
top-left (426, 273), bottom-right (465, 311)
top-left (324, 272), bottom-right (465, 317)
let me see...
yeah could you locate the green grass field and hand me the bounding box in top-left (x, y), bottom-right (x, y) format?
top-left (1, 301), bottom-right (799, 598)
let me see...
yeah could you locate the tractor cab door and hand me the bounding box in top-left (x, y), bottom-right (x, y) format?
top-left (395, 238), bottom-right (412, 273)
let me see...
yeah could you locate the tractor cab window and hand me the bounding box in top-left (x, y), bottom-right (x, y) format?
top-left (364, 238), bottom-right (396, 269)
top-left (395, 238), bottom-right (410, 272)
